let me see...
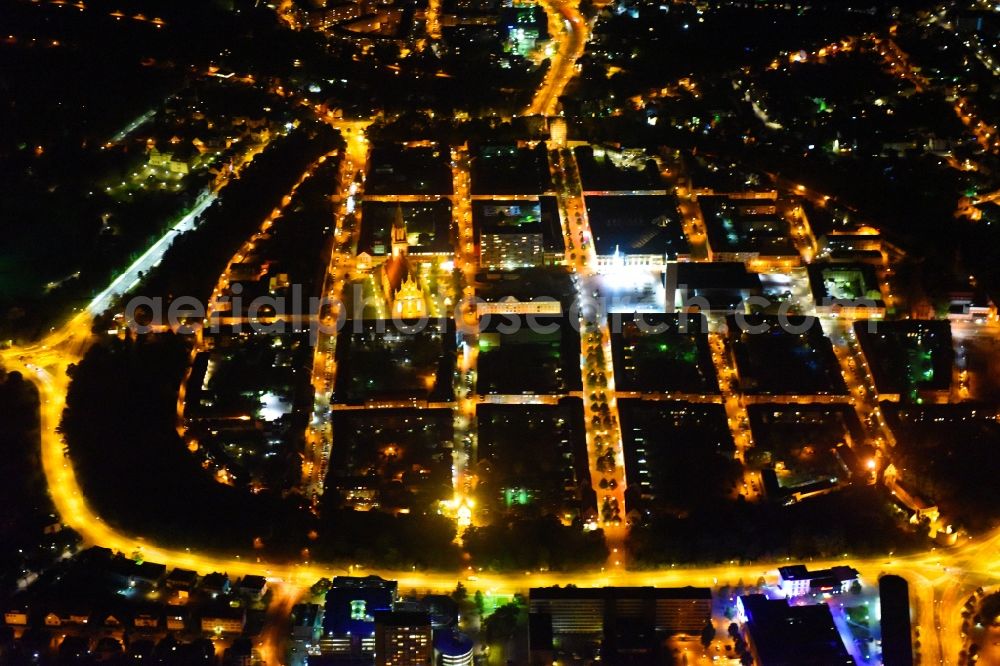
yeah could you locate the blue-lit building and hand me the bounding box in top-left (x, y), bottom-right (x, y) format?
top-left (433, 629), bottom-right (474, 666)
top-left (736, 594), bottom-right (853, 666)
top-left (777, 564), bottom-right (859, 598)
top-left (321, 576), bottom-right (398, 657)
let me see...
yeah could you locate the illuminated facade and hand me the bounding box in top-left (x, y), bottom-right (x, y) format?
top-left (480, 229), bottom-right (544, 269)
top-left (479, 203), bottom-right (545, 269)
top-left (374, 611), bottom-right (433, 666)
top-left (777, 564), bottom-right (859, 597)
top-left (379, 206), bottom-right (428, 317)
top-left (476, 295), bottom-right (562, 316)
top-left (200, 606), bottom-right (246, 634)
top-left (529, 586), bottom-right (712, 635)
top-left (393, 273), bottom-right (427, 318)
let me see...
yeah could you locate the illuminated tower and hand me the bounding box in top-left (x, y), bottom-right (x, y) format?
top-left (391, 204), bottom-right (409, 258)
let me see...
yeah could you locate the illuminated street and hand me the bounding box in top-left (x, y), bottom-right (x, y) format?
top-left (4, 1), bottom-right (1000, 664)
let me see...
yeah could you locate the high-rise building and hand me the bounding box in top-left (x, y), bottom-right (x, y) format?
top-left (374, 611), bottom-right (432, 666)
top-left (478, 203), bottom-right (545, 269)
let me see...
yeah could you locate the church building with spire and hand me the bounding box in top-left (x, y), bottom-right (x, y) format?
top-left (378, 205), bottom-right (427, 318)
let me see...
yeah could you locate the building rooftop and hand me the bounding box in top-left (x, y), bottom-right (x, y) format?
top-left (166, 568), bottom-right (198, 587)
top-left (673, 261), bottom-right (762, 291)
top-left (586, 195), bottom-right (689, 259)
top-left (324, 576), bottom-right (397, 635)
top-left (201, 572), bottom-right (230, 591)
top-left (879, 575), bottom-right (914, 666)
top-left (777, 565), bottom-right (860, 583)
top-left (739, 595), bottom-right (853, 666)
top-left (373, 610), bottom-right (430, 626)
top-left (434, 629), bottom-right (474, 657)
top-left (292, 603), bottom-right (321, 627)
top-left (699, 194), bottom-right (797, 258)
top-left (239, 575), bottom-right (268, 591)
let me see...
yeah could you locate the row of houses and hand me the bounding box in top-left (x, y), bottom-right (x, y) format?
top-left (3, 549), bottom-right (272, 639)
top-left (5, 602), bottom-right (249, 636)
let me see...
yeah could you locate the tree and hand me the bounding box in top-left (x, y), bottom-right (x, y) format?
top-left (850, 580), bottom-right (863, 595)
top-left (310, 578), bottom-right (332, 599)
top-left (483, 603), bottom-right (522, 645)
top-left (728, 622), bottom-right (740, 640)
top-left (701, 620), bottom-right (716, 648)
top-left (452, 581), bottom-right (468, 604)
top-left (474, 589), bottom-right (486, 615)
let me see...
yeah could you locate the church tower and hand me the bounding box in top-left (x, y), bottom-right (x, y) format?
top-left (391, 204), bottom-right (408, 257)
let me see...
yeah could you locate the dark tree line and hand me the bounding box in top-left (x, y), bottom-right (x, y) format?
top-left (0, 369), bottom-right (80, 595)
top-left (464, 516), bottom-right (608, 572)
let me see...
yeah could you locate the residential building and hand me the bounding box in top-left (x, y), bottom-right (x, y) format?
top-left (699, 193), bottom-right (800, 268)
top-left (478, 202), bottom-right (545, 269)
top-left (166, 610), bottom-right (187, 631)
top-left (132, 562), bottom-right (167, 589)
top-left (201, 572), bottom-right (232, 598)
top-left (808, 263), bottom-right (886, 319)
top-left (201, 605), bottom-right (246, 635)
top-left (4, 605), bottom-right (28, 626)
top-left (528, 586), bottom-right (712, 635)
top-left (817, 227), bottom-right (884, 265)
top-left (238, 575), bottom-right (268, 600)
top-left (133, 609), bottom-right (161, 630)
top-left (373, 611), bottom-right (432, 666)
top-left (43, 608), bottom-right (91, 627)
top-left (165, 568), bottom-right (198, 591)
